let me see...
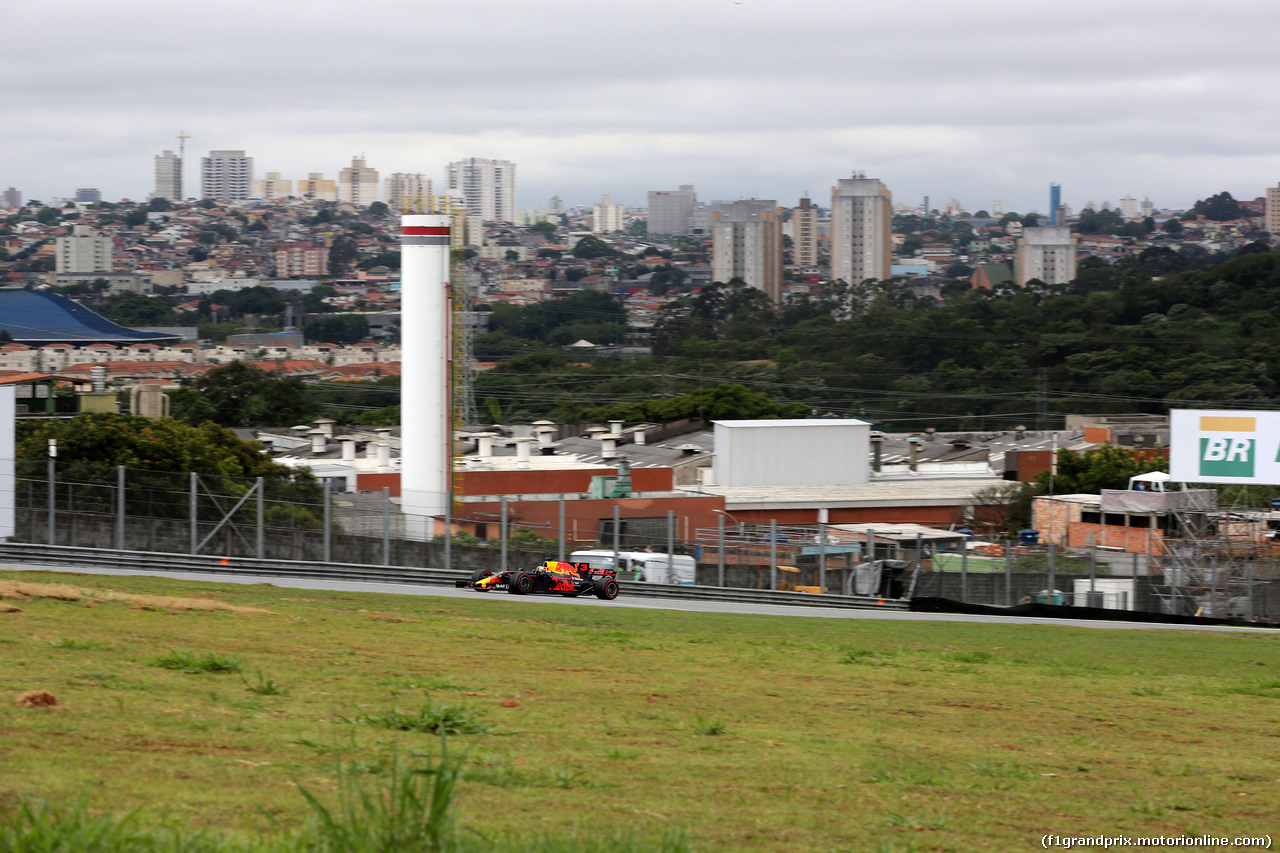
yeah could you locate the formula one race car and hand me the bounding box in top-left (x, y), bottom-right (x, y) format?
top-left (455, 560), bottom-right (620, 600)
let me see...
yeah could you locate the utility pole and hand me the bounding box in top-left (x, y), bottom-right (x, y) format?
top-left (1037, 367), bottom-right (1048, 430)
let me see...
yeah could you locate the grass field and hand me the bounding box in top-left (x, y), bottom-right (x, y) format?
top-left (1, 570), bottom-right (1279, 852)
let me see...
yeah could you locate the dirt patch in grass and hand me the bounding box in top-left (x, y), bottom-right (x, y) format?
top-left (0, 580), bottom-right (271, 615)
top-left (17, 690), bottom-right (58, 707)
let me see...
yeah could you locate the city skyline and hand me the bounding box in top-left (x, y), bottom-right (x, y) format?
top-left (7, 1), bottom-right (1280, 212)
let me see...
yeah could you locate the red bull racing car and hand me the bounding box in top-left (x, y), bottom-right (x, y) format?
top-left (455, 560), bottom-right (620, 600)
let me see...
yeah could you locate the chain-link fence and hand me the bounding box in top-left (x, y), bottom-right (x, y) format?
top-left (11, 462), bottom-right (1277, 621)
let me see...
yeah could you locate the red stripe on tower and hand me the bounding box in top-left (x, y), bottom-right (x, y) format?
top-left (402, 226), bottom-right (450, 235)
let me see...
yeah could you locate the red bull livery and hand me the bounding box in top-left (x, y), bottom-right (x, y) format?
top-left (454, 560), bottom-right (620, 600)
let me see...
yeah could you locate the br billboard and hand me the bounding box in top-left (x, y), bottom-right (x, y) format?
top-left (1170, 409), bottom-right (1280, 485)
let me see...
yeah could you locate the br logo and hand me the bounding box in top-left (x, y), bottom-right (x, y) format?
top-left (1200, 436), bottom-right (1254, 478)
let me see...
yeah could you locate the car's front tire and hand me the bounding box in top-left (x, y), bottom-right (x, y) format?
top-left (510, 572), bottom-right (534, 595)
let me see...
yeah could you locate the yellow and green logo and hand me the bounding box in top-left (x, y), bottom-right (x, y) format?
top-left (1199, 416), bottom-right (1255, 478)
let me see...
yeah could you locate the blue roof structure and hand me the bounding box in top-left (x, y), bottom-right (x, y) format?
top-left (0, 290), bottom-right (180, 345)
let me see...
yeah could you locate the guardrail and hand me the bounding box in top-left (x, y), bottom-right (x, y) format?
top-left (0, 542), bottom-right (909, 612)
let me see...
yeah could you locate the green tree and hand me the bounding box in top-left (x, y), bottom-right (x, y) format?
top-left (124, 209), bottom-right (149, 227)
top-left (16, 413), bottom-right (302, 480)
top-left (16, 413), bottom-right (324, 524)
top-left (1190, 191), bottom-right (1245, 221)
top-left (99, 293), bottom-right (179, 326)
top-left (530, 221), bottom-right (558, 237)
top-left (34, 207), bottom-right (60, 226)
top-left (1039, 444), bottom-right (1167, 495)
top-left (303, 314), bottom-right (370, 345)
top-left (368, 201), bottom-right (389, 217)
top-left (170, 362), bottom-right (318, 427)
top-left (570, 235), bottom-right (615, 259)
top-left (328, 236), bottom-right (359, 276)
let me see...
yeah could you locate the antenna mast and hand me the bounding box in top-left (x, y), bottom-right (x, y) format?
top-left (177, 131), bottom-right (190, 200)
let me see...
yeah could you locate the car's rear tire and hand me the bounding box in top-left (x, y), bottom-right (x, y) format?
top-left (593, 577), bottom-right (619, 600)
top-left (510, 572), bottom-right (534, 595)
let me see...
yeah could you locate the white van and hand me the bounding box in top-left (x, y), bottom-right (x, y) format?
top-left (569, 550), bottom-right (697, 585)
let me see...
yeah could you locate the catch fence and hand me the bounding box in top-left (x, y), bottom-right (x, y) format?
top-left (12, 461), bottom-right (1276, 620)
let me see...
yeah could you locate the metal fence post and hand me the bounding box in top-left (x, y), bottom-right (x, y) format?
top-left (256, 477), bottom-right (264, 559)
top-left (1048, 542), bottom-right (1056, 604)
top-left (189, 472), bottom-right (198, 555)
top-left (500, 496), bottom-right (508, 574)
top-left (818, 521), bottom-right (827, 595)
top-left (382, 486), bottom-right (391, 566)
top-left (322, 487), bottom-right (331, 563)
top-left (444, 490), bottom-right (452, 572)
top-left (1210, 554), bottom-right (1218, 618)
top-left (1247, 565), bottom-right (1255, 623)
top-left (612, 504), bottom-right (620, 572)
top-left (1005, 541), bottom-right (1012, 606)
top-left (558, 499), bottom-right (566, 562)
top-left (1089, 546), bottom-right (1096, 607)
top-left (116, 465), bottom-right (125, 551)
top-left (666, 510), bottom-right (675, 583)
top-left (961, 542), bottom-right (968, 603)
top-left (769, 518), bottom-right (777, 591)
top-left (717, 513), bottom-right (725, 588)
top-left (46, 443), bottom-right (55, 546)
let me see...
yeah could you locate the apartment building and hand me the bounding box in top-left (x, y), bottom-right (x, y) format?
top-left (446, 158), bottom-right (517, 222)
top-left (830, 175), bottom-right (892, 285)
top-left (201, 150), bottom-right (254, 200)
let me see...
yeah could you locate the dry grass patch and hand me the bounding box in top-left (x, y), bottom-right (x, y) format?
top-left (0, 579), bottom-right (271, 614)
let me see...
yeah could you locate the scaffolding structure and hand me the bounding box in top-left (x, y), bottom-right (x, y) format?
top-left (1154, 506), bottom-right (1269, 620)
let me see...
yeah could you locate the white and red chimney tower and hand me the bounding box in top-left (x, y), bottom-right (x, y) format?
top-left (399, 213), bottom-right (453, 538)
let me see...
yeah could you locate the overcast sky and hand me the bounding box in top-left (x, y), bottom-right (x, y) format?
top-left (6, 0), bottom-right (1280, 215)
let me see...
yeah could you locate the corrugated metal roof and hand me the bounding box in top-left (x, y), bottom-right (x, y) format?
top-left (0, 290), bottom-right (180, 344)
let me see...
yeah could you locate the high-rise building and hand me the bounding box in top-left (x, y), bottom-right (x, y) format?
top-left (385, 173), bottom-right (431, 212)
top-left (792, 198), bottom-right (818, 270)
top-left (1140, 197), bottom-right (1154, 219)
top-left (75, 188), bottom-right (101, 204)
top-left (338, 157), bottom-right (380, 207)
top-left (830, 174), bottom-right (892, 285)
top-left (253, 173), bottom-right (293, 199)
top-left (2, 188), bottom-right (21, 209)
top-left (56, 224), bottom-right (113, 274)
top-left (1267, 185), bottom-right (1280, 237)
top-left (592, 194), bottom-right (624, 233)
top-left (711, 199), bottom-right (783, 302)
top-left (297, 173), bottom-right (338, 201)
top-left (1119, 195), bottom-right (1139, 219)
top-left (647, 185), bottom-right (697, 235)
top-left (1049, 183), bottom-right (1062, 225)
top-left (153, 150), bottom-right (182, 201)
top-left (1015, 226), bottom-right (1077, 286)
top-left (446, 158), bottom-right (516, 222)
top-left (201, 150), bottom-right (253, 200)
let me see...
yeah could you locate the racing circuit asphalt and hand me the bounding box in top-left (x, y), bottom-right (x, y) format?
top-left (5, 561), bottom-right (1275, 634)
